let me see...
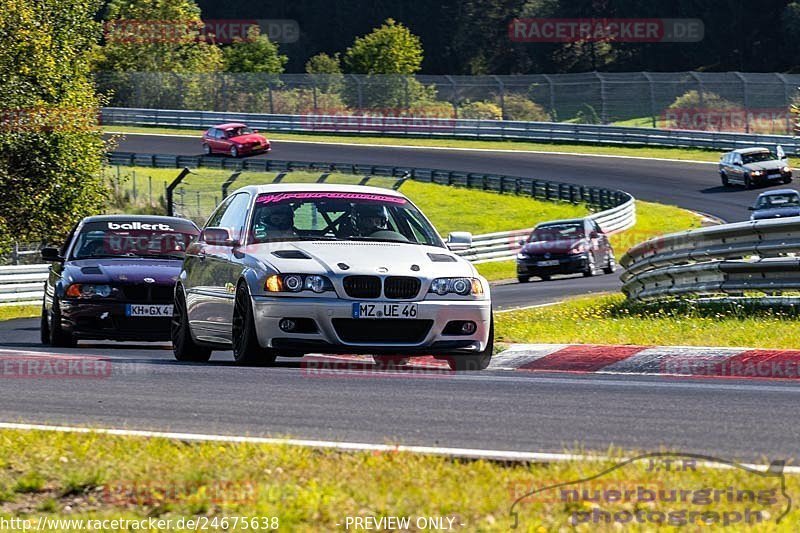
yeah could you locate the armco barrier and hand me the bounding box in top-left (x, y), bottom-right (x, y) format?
top-left (102, 107), bottom-right (800, 153)
top-left (108, 152), bottom-right (636, 263)
top-left (620, 218), bottom-right (800, 302)
top-left (0, 264), bottom-right (48, 305)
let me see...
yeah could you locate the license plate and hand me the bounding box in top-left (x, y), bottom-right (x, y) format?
top-left (537, 260), bottom-right (560, 267)
top-left (352, 302), bottom-right (418, 319)
top-left (125, 304), bottom-right (173, 317)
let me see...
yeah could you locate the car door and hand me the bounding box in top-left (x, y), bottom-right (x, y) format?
top-left (186, 192), bottom-right (252, 343)
top-left (217, 128), bottom-right (232, 154)
top-left (732, 153), bottom-right (745, 183)
top-left (204, 128), bottom-right (217, 152)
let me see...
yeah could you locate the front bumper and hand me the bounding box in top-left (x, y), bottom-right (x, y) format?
top-left (59, 300), bottom-right (171, 341)
top-left (517, 254), bottom-right (588, 276)
top-left (251, 295), bottom-right (492, 355)
top-left (240, 144), bottom-right (271, 155)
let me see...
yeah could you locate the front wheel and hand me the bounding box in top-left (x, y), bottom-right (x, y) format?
top-left (603, 253), bottom-right (616, 275)
top-left (744, 174), bottom-right (753, 189)
top-left (720, 172), bottom-right (729, 186)
top-left (49, 297), bottom-right (76, 348)
top-left (40, 304), bottom-right (50, 345)
top-left (447, 317), bottom-right (493, 371)
top-left (172, 288), bottom-right (212, 362)
top-left (783, 176), bottom-right (793, 184)
top-left (229, 146), bottom-right (239, 158)
top-left (517, 275), bottom-right (530, 283)
top-left (202, 143), bottom-right (211, 155)
top-left (232, 283), bottom-right (277, 366)
top-left (583, 254), bottom-right (596, 277)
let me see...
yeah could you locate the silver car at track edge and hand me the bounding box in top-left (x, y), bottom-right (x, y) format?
top-left (171, 183), bottom-right (493, 370)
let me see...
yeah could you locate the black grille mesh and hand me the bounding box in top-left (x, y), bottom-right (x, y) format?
top-left (384, 276), bottom-right (421, 299)
top-left (342, 276), bottom-right (381, 298)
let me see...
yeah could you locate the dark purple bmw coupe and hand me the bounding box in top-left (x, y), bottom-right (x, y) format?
top-left (39, 215), bottom-right (200, 346)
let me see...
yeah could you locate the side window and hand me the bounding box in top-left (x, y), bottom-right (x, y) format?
top-left (207, 128), bottom-right (216, 138)
top-left (734, 154), bottom-right (742, 165)
top-left (204, 196), bottom-right (234, 230)
top-left (216, 193), bottom-right (251, 242)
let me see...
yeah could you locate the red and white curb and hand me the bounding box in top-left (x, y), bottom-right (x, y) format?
top-left (307, 344), bottom-right (800, 380)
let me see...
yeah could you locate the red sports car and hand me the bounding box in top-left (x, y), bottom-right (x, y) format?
top-left (202, 123), bottom-right (271, 158)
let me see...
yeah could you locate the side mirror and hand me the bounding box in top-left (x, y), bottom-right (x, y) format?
top-left (202, 227), bottom-right (236, 246)
top-left (253, 129), bottom-right (259, 133)
top-left (518, 238), bottom-right (527, 247)
top-left (748, 206), bottom-right (756, 210)
top-left (446, 231), bottom-right (472, 251)
top-left (40, 247), bottom-right (63, 262)
top-left (734, 161), bottom-right (742, 166)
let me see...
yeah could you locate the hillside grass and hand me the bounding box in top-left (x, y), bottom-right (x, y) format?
top-left (0, 305), bottom-right (39, 321)
top-left (0, 428), bottom-right (796, 531)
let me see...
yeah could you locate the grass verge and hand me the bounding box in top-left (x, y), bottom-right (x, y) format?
top-left (0, 305), bottom-right (39, 321)
top-left (105, 165), bottom-right (590, 234)
top-left (475, 199), bottom-right (704, 282)
top-left (496, 293), bottom-right (800, 349)
top-left (0, 428), bottom-right (796, 531)
top-left (104, 125), bottom-right (726, 163)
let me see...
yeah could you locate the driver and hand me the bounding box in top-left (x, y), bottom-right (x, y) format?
top-left (353, 204), bottom-right (389, 236)
top-left (255, 203), bottom-right (296, 239)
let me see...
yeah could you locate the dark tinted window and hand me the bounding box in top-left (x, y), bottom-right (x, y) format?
top-left (70, 220), bottom-right (199, 260)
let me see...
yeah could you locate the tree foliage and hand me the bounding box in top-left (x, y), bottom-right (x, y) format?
top-left (344, 19), bottom-right (423, 75)
top-left (0, 0), bottom-right (107, 252)
top-left (223, 26), bottom-right (287, 73)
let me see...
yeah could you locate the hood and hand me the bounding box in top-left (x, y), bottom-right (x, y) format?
top-left (744, 160), bottom-right (785, 171)
top-left (522, 238), bottom-right (585, 255)
top-left (751, 207), bottom-right (800, 220)
top-left (63, 258), bottom-right (182, 285)
top-left (245, 241), bottom-right (476, 279)
top-left (229, 133), bottom-right (267, 144)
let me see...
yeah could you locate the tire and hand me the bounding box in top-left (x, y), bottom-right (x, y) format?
top-left (539, 274), bottom-right (551, 281)
top-left (49, 297), bottom-right (76, 348)
top-left (40, 304), bottom-right (50, 345)
top-left (373, 356), bottom-right (409, 369)
top-left (232, 283), bottom-right (277, 366)
top-left (447, 316), bottom-right (493, 371)
top-left (783, 176), bottom-right (792, 184)
top-left (720, 172), bottom-right (729, 186)
top-left (230, 146), bottom-right (238, 158)
top-left (517, 275), bottom-right (530, 283)
top-left (171, 288), bottom-right (212, 362)
top-left (583, 254), bottom-right (596, 277)
top-left (202, 143), bottom-right (211, 155)
top-left (744, 174), bottom-right (753, 189)
top-left (603, 253), bottom-right (616, 275)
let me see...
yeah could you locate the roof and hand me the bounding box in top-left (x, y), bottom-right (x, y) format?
top-left (757, 188), bottom-right (800, 197)
top-left (212, 123), bottom-right (247, 129)
top-left (731, 147), bottom-right (771, 154)
top-left (232, 183), bottom-right (407, 197)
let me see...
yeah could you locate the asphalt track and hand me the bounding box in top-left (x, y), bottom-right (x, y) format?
top-left (3, 133), bottom-right (798, 461)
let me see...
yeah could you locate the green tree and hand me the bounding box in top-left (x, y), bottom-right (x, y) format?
top-left (223, 26), bottom-right (287, 73)
top-left (306, 53), bottom-right (342, 75)
top-left (344, 19), bottom-right (423, 75)
top-left (0, 0), bottom-right (108, 253)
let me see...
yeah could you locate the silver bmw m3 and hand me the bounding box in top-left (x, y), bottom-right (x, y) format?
top-left (172, 183), bottom-right (493, 370)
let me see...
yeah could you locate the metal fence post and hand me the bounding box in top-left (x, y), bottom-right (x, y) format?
top-left (543, 74), bottom-right (556, 120)
top-left (643, 72), bottom-right (656, 128)
top-left (596, 72), bottom-right (608, 124)
top-left (734, 72), bottom-right (750, 133)
top-left (493, 75), bottom-right (505, 119)
top-left (166, 168), bottom-right (192, 217)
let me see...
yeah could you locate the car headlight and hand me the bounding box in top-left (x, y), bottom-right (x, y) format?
top-left (264, 274), bottom-right (334, 294)
top-left (516, 252), bottom-right (528, 259)
top-left (429, 277), bottom-right (483, 296)
top-left (783, 166), bottom-right (792, 173)
top-left (751, 170), bottom-right (765, 176)
top-left (65, 283), bottom-right (113, 298)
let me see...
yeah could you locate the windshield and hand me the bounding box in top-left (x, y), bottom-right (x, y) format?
top-left (756, 193), bottom-right (800, 209)
top-left (250, 191), bottom-right (443, 246)
top-left (70, 221), bottom-right (199, 260)
top-left (742, 151), bottom-right (776, 164)
top-left (226, 126), bottom-right (253, 137)
top-left (529, 223), bottom-right (585, 242)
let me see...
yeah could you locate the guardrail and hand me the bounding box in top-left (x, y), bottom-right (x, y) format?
top-left (103, 107), bottom-right (800, 153)
top-left (109, 151), bottom-right (636, 263)
top-left (0, 264), bottom-right (47, 305)
top-left (620, 218), bottom-right (800, 302)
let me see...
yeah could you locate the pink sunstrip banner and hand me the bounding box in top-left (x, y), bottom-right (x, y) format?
top-left (256, 192), bottom-right (407, 205)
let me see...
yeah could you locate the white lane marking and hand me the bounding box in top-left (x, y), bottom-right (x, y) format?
top-left (106, 131), bottom-right (716, 165)
top-left (495, 300), bottom-right (564, 313)
top-left (0, 421), bottom-right (795, 473)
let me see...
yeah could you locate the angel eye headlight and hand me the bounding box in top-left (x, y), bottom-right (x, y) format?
top-left (265, 274), bottom-right (333, 293)
top-left (283, 274), bottom-right (303, 292)
top-left (429, 277), bottom-right (482, 297)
